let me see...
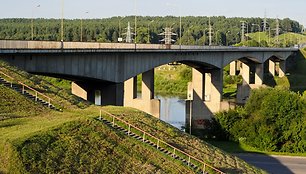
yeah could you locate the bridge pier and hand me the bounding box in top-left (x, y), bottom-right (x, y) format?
top-left (237, 62), bottom-right (264, 104)
top-left (124, 69), bottom-right (160, 118)
top-left (186, 68), bottom-right (224, 134)
top-left (72, 81), bottom-right (123, 106)
top-left (269, 59), bottom-right (286, 77)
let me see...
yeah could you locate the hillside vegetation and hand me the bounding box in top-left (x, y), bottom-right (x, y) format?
top-left (0, 17), bottom-right (302, 46)
top-left (0, 64), bottom-right (265, 173)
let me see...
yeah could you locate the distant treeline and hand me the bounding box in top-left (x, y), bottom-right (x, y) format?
top-left (0, 16), bottom-right (303, 45)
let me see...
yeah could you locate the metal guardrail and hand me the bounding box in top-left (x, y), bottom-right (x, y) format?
top-left (99, 109), bottom-right (225, 174)
top-left (0, 70), bottom-right (54, 108)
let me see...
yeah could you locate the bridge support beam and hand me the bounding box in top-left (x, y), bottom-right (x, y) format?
top-left (72, 81), bottom-right (123, 106)
top-left (124, 69), bottom-right (160, 118)
top-left (186, 68), bottom-right (223, 134)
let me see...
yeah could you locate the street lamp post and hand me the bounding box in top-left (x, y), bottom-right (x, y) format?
top-left (147, 20), bottom-right (154, 44)
top-left (118, 16), bottom-right (126, 42)
top-left (134, 0), bottom-right (137, 44)
top-left (80, 12), bottom-right (89, 42)
top-left (187, 25), bottom-right (193, 45)
top-left (61, 0), bottom-right (64, 42)
top-left (252, 23), bottom-right (261, 47)
top-left (31, 5), bottom-right (40, 40)
top-left (226, 31), bottom-right (231, 46)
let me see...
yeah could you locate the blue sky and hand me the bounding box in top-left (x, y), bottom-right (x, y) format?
top-left (0, 0), bottom-right (305, 26)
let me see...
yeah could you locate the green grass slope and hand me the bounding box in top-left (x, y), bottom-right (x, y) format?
top-left (0, 60), bottom-right (89, 110)
top-left (0, 85), bottom-right (46, 119)
top-left (0, 62), bottom-right (265, 174)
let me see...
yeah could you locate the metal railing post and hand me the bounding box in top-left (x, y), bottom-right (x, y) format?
top-left (99, 110), bottom-right (102, 120)
top-left (188, 156), bottom-right (191, 166)
top-left (112, 116), bottom-right (115, 126)
top-left (173, 148), bottom-right (176, 157)
top-left (22, 85), bottom-right (25, 94)
top-left (157, 139), bottom-right (160, 149)
top-left (202, 164), bottom-right (206, 174)
top-left (48, 98), bottom-right (51, 107)
top-left (128, 124), bottom-right (131, 135)
top-left (35, 91), bottom-right (38, 101)
top-left (143, 132), bottom-right (145, 142)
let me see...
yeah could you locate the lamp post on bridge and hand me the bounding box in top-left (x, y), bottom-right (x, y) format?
top-left (31, 4), bottom-right (40, 40)
top-left (147, 20), bottom-right (154, 44)
top-left (226, 30), bottom-right (231, 46)
top-left (80, 11), bottom-right (89, 42)
top-left (186, 25), bottom-right (194, 45)
top-left (61, 0), bottom-right (64, 42)
top-left (118, 16), bottom-right (126, 42)
top-left (252, 23), bottom-right (261, 47)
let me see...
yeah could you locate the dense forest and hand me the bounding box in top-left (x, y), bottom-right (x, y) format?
top-left (0, 16), bottom-right (303, 46)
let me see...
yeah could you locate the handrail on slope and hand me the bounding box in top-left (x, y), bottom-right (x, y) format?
top-left (0, 70), bottom-right (54, 108)
top-left (99, 109), bottom-right (225, 174)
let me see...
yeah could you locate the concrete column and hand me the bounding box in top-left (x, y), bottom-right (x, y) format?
top-left (255, 63), bottom-right (264, 85)
top-left (192, 68), bottom-right (204, 100)
top-left (204, 73), bottom-right (212, 101)
top-left (241, 62), bottom-right (250, 85)
top-left (123, 70), bottom-right (160, 118)
top-left (229, 61), bottom-right (236, 76)
top-left (186, 68), bottom-right (223, 134)
top-left (269, 59), bottom-right (276, 76)
top-left (124, 77), bottom-right (137, 101)
top-left (279, 61), bottom-right (286, 77)
top-left (210, 69), bottom-right (223, 104)
top-left (142, 69), bottom-right (154, 100)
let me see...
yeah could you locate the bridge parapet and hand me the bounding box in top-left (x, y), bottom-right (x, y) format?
top-left (0, 40), bottom-right (299, 52)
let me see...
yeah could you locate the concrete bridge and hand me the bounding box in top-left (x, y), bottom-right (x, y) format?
top-left (0, 40), bottom-right (298, 131)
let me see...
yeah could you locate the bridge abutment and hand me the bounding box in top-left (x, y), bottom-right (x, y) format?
top-left (124, 69), bottom-right (160, 118)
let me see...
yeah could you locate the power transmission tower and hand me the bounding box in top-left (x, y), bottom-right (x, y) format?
top-left (240, 21), bottom-right (247, 42)
top-left (208, 17), bottom-right (213, 46)
top-left (123, 22), bottom-right (134, 43)
top-left (159, 27), bottom-right (177, 45)
top-left (263, 10), bottom-right (268, 32)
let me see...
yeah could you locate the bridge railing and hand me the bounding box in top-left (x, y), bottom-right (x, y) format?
top-left (0, 70), bottom-right (57, 109)
top-left (99, 109), bottom-right (225, 174)
top-left (0, 40), bottom-right (299, 52)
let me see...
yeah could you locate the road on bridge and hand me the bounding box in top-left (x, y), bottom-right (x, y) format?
top-left (236, 153), bottom-right (306, 174)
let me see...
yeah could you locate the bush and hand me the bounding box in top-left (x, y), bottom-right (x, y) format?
top-left (214, 88), bottom-right (306, 153)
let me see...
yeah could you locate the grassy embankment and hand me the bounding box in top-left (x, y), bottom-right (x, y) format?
top-left (0, 62), bottom-right (265, 173)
